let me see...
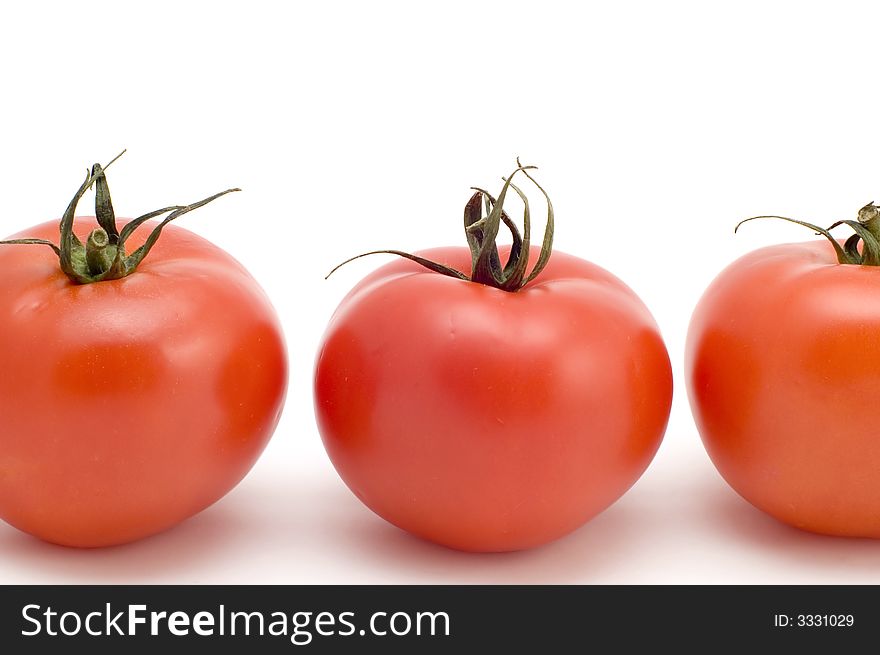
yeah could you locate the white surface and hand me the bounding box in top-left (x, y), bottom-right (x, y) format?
top-left (2, 0), bottom-right (880, 584)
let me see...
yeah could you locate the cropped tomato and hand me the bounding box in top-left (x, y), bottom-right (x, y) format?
top-left (0, 159), bottom-right (287, 547)
top-left (315, 165), bottom-right (672, 552)
top-left (687, 205), bottom-right (880, 536)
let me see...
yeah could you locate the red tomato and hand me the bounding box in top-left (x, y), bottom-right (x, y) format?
top-left (315, 245), bottom-right (672, 552)
top-left (0, 217), bottom-right (287, 547)
top-left (687, 238), bottom-right (880, 536)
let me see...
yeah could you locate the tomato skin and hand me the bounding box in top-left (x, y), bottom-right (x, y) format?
top-left (0, 218), bottom-right (287, 547)
top-left (687, 239), bottom-right (880, 536)
top-left (315, 246), bottom-right (672, 552)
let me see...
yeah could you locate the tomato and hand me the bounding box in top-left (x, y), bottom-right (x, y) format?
top-left (687, 209), bottom-right (880, 536)
top-left (0, 161), bottom-right (287, 547)
top-left (314, 166), bottom-right (672, 552)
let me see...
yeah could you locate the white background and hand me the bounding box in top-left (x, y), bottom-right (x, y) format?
top-left (2, 0), bottom-right (880, 584)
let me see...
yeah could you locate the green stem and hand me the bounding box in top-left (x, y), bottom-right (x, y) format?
top-left (0, 153), bottom-right (239, 284)
top-left (92, 163), bottom-right (120, 244)
top-left (736, 202), bottom-right (880, 266)
top-left (85, 227), bottom-right (113, 276)
top-left (858, 202), bottom-right (880, 243)
top-left (327, 159), bottom-right (556, 291)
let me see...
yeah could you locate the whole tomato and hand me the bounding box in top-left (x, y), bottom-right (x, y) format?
top-left (0, 157), bottom-right (287, 547)
top-left (687, 204), bottom-right (880, 536)
top-left (315, 164), bottom-right (672, 552)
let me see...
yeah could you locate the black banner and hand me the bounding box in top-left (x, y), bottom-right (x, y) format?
top-left (0, 585), bottom-right (873, 652)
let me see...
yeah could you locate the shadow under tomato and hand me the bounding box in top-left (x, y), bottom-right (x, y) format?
top-left (313, 480), bottom-right (649, 585)
top-left (693, 476), bottom-right (880, 579)
top-left (0, 491), bottom-right (261, 584)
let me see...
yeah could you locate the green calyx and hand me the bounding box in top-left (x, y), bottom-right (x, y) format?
top-left (736, 202), bottom-right (880, 265)
top-left (327, 159), bottom-right (555, 291)
top-left (0, 151), bottom-right (240, 284)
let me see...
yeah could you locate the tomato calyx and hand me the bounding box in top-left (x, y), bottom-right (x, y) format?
top-left (327, 159), bottom-right (555, 291)
top-left (0, 151), bottom-right (240, 284)
top-left (735, 202), bottom-right (880, 265)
